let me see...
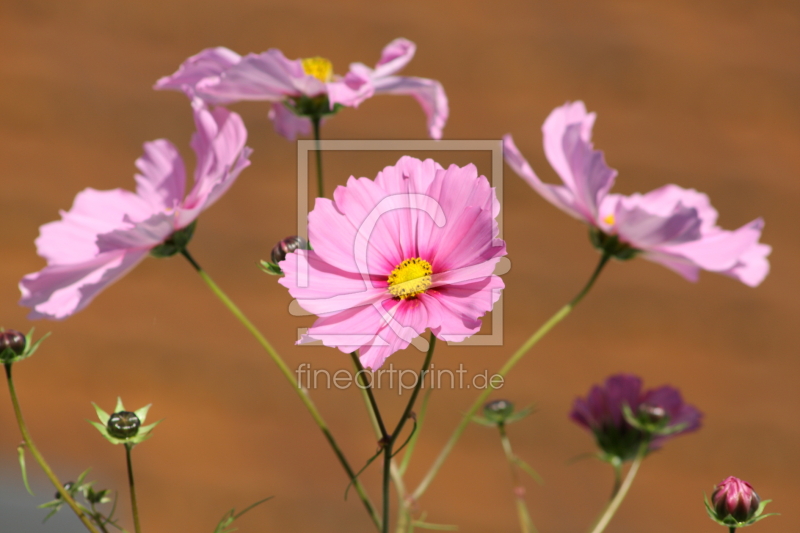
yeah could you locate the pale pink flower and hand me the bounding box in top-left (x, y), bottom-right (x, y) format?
top-left (155, 38), bottom-right (448, 140)
top-left (278, 156), bottom-right (505, 369)
top-left (504, 101), bottom-right (770, 286)
top-left (19, 100), bottom-right (252, 320)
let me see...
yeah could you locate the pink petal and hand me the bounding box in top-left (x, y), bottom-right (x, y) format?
top-left (19, 249), bottom-right (149, 320)
top-left (34, 188), bottom-right (153, 265)
top-left (154, 47), bottom-right (242, 103)
top-left (614, 201), bottom-right (702, 248)
top-left (720, 240), bottom-right (771, 287)
top-left (195, 49), bottom-right (313, 103)
top-left (179, 100), bottom-right (252, 227)
top-left (326, 66), bottom-right (374, 108)
top-left (278, 249), bottom-right (388, 315)
top-left (268, 102), bottom-right (312, 140)
top-left (372, 75), bottom-right (449, 139)
top-left (503, 134), bottom-right (588, 222)
top-left (372, 38), bottom-right (416, 78)
top-left (95, 212), bottom-right (177, 253)
top-left (666, 218), bottom-right (768, 274)
top-left (134, 139), bottom-right (186, 211)
top-left (428, 275), bottom-right (504, 342)
top-left (542, 101), bottom-right (596, 188)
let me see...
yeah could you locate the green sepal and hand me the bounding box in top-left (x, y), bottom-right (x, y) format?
top-left (93, 403), bottom-right (111, 425)
top-left (150, 221), bottom-right (196, 258)
top-left (259, 260), bottom-right (283, 276)
top-left (17, 443), bottom-right (34, 496)
top-left (704, 493), bottom-right (779, 527)
top-left (114, 397), bottom-right (126, 414)
top-left (286, 95), bottom-right (344, 119)
top-left (0, 329), bottom-right (51, 364)
top-left (89, 399), bottom-right (160, 445)
top-left (589, 228), bottom-right (640, 261)
top-left (470, 415), bottom-right (497, 427)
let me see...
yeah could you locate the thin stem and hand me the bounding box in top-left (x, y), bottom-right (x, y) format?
top-left (383, 336), bottom-right (437, 533)
top-left (351, 352), bottom-right (389, 440)
top-left (729, 528), bottom-right (736, 533)
top-left (180, 249), bottom-right (380, 531)
top-left (312, 115), bottom-right (324, 198)
top-left (4, 364), bottom-right (101, 533)
top-left (398, 385), bottom-right (433, 476)
top-left (610, 457), bottom-right (623, 499)
top-left (89, 502), bottom-right (111, 533)
top-left (411, 252), bottom-right (611, 501)
top-left (588, 441), bottom-right (648, 533)
top-left (124, 444), bottom-right (141, 533)
top-left (498, 424), bottom-right (536, 533)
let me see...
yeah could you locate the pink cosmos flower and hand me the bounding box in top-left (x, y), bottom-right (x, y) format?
top-left (155, 38), bottom-right (449, 140)
top-left (570, 374), bottom-right (702, 461)
top-left (278, 156), bottom-right (505, 370)
top-left (504, 101), bottom-right (771, 286)
top-left (19, 100), bottom-right (252, 320)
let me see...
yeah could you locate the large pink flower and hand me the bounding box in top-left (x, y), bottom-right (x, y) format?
top-left (278, 156), bottom-right (505, 369)
top-left (19, 100), bottom-right (252, 320)
top-left (504, 101), bottom-right (770, 286)
top-left (155, 38), bottom-right (448, 140)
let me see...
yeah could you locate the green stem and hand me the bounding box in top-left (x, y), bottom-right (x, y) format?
top-left (383, 336), bottom-right (437, 533)
top-left (610, 457), bottom-right (623, 499)
top-left (351, 352), bottom-right (389, 439)
top-left (180, 250), bottom-right (380, 531)
top-left (411, 252), bottom-right (611, 502)
top-left (588, 441), bottom-right (648, 533)
top-left (89, 502), bottom-right (111, 533)
top-left (124, 444), bottom-right (141, 533)
top-left (729, 528), bottom-right (736, 533)
top-left (498, 423), bottom-right (536, 533)
top-left (4, 364), bottom-right (101, 533)
top-left (312, 115), bottom-right (324, 198)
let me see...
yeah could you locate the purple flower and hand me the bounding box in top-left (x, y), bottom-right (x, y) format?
top-left (155, 39), bottom-right (448, 140)
top-left (278, 156), bottom-right (505, 370)
top-left (504, 101), bottom-right (771, 286)
top-left (570, 374), bottom-right (702, 461)
top-left (712, 477), bottom-right (761, 523)
top-left (19, 100), bottom-right (252, 320)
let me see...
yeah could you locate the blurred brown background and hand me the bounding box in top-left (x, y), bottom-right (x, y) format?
top-left (1, 1), bottom-right (798, 532)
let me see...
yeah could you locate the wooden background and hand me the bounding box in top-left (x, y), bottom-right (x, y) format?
top-left (1, 1), bottom-right (798, 532)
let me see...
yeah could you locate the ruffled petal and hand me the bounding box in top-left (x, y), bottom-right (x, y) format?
top-left (372, 38), bottom-right (416, 78)
top-left (428, 275), bottom-right (504, 342)
top-left (154, 47), bottom-right (241, 102)
top-left (134, 139), bottom-right (186, 211)
top-left (19, 250), bottom-right (149, 320)
top-left (371, 75), bottom-right (448, 139)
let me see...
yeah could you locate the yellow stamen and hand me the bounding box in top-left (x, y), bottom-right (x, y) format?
top-left (301, 57), bottom-right (333, 82)
top-left (387, 258), bottom-right (433, 300)
top-left (603, 213), bottom-right (616, 226)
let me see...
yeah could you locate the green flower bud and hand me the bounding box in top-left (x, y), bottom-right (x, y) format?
top-left (107, 411), bottom-right (141, 439)
top-left (54, 482), bottom-right (74, 500)
top-left (484, 399), bottom-right (515, 424)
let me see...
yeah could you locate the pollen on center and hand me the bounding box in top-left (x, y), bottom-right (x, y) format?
top-left (388, 258), bottom-right (433, 300)
top-left (302, 57), bottom-right (333, 82)
top-left (603, 213), bottom-right (616, 226)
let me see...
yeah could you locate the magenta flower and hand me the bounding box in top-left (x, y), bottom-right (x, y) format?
top-left (19, 100), bottom-right (252, 320)
top-left (570, 374), bottom-right (702, 461)
top-left (278, 156), bottom-right (505, 369)
top-left (504, 101), bottom-right (770, 286)
top-left (155, 38), bottom-right (448, 140)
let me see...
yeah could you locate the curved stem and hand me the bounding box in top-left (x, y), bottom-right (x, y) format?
top-left (411, 252), bottom-right (611, 501)
top-left (4, 364), bottom-right (101, 533)
top-left (180, 250), bottom-right (380, 530)
top-left (498, 424), bottom-right (536, 533)
top-left (312, 115), bottom-right (324, 198)
top-left (124, 444), bottom-right (141, 533)
top-left (588, 441), bottom-right (648, 533)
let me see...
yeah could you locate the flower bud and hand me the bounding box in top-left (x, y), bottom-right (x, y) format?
top-left (484, 399), bottom-right (514, 424)
top-left (712, 476), bottom-right (761, 523)
top-left (55, 481), bottom-right (74, 500)
top-left (638, 403), bottom-right (667, 425)
top-left (271, 236), bottom-right (308, 264)
top-left (0, 329), bottom-right (26, 357)
top-left (107, 411), bottom-right (141, 439)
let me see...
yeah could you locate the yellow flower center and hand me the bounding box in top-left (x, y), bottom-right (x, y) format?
top-left (302, 57), bottom-right (333, 82)
top-left (387, 258), bottom-right (432, 300)
top-left (603, 213), bottom-right (616, 226)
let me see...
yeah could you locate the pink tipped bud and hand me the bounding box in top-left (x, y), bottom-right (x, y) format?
top-left (712, 476), bottom-right (760, 523)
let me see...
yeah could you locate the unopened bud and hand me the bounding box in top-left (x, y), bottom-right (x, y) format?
top-left (271, 236), bottom-right (308, 264)
top-left (638, 403), bottom-right (667, 425)
top-left (107, 411), bottom-right (141, 439)
top-left (0, 330), bottom-right (26, 357)
top-left (711, 476), bottom-right (761, 523)
top-left (484, 399), bottom-right (514, 424)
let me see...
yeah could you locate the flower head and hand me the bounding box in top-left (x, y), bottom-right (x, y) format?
top-left (504, 101), bottom-right (770, 286)
top-left (278, 156), bottom-right (505, 369)
top-left (705, 476), bottom-right (777, 528)
top-left (0, 328), bottom-right (49, 364)
top-left (155, 38), bottom-right (449, 140)
top-left (570, 374), bottom-right (702, 461)
top-left (89, 398), bottom-right (159, 446)
top-left (19, 101), bottom-right (251, 320)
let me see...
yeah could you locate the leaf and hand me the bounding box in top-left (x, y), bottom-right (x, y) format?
top-left (17, 444), bottom-right (34, 495)
top-left (513, 456), bottom-right (544, 485)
